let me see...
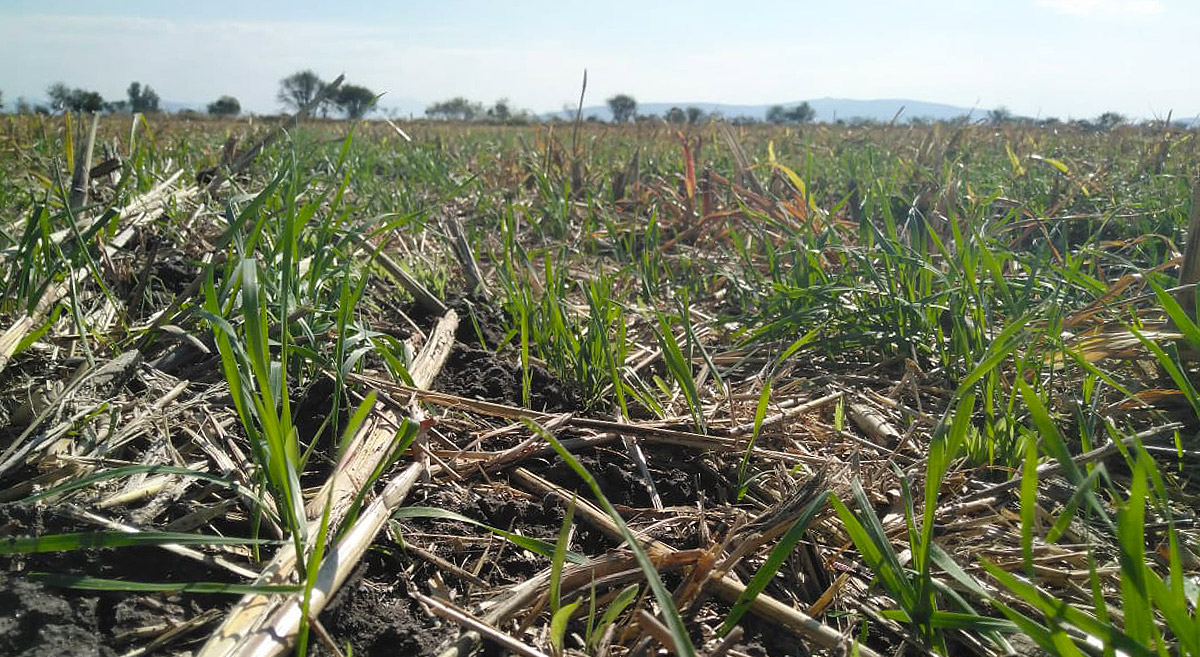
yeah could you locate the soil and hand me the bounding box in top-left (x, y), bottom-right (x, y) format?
top-left (0, 505), bottom-right (227, 657)
top-left (313, 552), bottom-right (444, 656)
top-left (434, 343), bottom-right (583, 413)
top-left (308, 303), bottom-right (737, 655)
top-left (0, 574), bottom-right (114, 657)
top-left (0, 291), bottom-right (800, 657)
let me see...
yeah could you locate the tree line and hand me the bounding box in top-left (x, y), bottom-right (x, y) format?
top-left (275, 70), bottom-right (376, 119)
top-left (0, 70), bottom-right (378, 120)
top-left (422, 94), bottom-right (815, 125)
top-left (0, 77), bottom-right (1154, 130)
top-left (2, 79), bottom-right (240, 117)
top-left (424, 97), bottom-right (536, 123)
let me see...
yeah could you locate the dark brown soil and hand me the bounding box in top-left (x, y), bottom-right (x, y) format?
top-left (0, 574), bottom-right (115, 657)
top-left (434, 343), bottom-right (583, 413)
top-left (0, 505), bottom-right (226, 657)
top-left (313, 552), bottom-right (444, 656)
top-left (0, 290), bottom-right (797, 657)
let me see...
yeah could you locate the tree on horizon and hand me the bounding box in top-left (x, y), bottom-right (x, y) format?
top-left (488, 98), bottom-right (511, 121)
top-left (335, 84), bottom-right (376, 119)
top-left (426, 97), bottom-right (483, 121)
top-left (1096, 111), bottom-right (1125, 131)
top-left (207, 95), bottom-right (241, 117)
top-left (46, 83), bottom-right (105, 113)
top-left (987, 106), bottom-right (1014, 124)
top-left (767, 102), bottom-right (814, 124)
top-left (607, 94), bottom-right (637, 123)
top-left (127, 82), bottom-right (160, 113)
top-left (278, 70), bottom-right (326, 112)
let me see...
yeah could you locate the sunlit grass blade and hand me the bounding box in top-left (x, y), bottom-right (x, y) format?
top-left (298, 486), bottom-right (335, 657)
top-left (550, 495), bottom-right (577, 613)
top-left (11, 464), bottom-right (270, 510)
top-left (1116, 456), bottom-right (1154, 647)
top-left (589, 583), bottom-right (639, 651)
top-left (831, 481), bottom-right (917, 616)
top-left (983, 560), bottom-right (1156, 657)
top-left (1131, 325), bottom-right (1200, 421)
top-left (1016, 378), bottom-right (1116, 539)
top-left (1020, 431), bottom-right (1038, 576)
top-left (654, 314), bottom-right (706, 434)
top-left (1150, 278), bottom-right (1200, 349)
top-left (719, 489), bottom-right (829, 635)
top-left (550, 601), bottom-right (581, 656)
top-left (737, 379), bottom-right (773, 497)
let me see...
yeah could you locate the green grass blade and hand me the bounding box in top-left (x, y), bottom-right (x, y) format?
top-left (984, 560), bottom-right (1156, 657)
top-left (550, 495), bottom-right (577, 613)
top-left (736, 379), bottom-right (773, 499)
top-left (1020, 431), bottom-right (1038, 576)
top-left (719, 490), bottom-right (829, 635)
top-left (1044, 464), bottom-right (1104, 543)
top-left (1, 531), bottom-right (276, 554)
top-left (30, 573), bottom-right (300, 594)
top-left (590, 583), bottom-right (639, 650)
top-left (1116, 457), bottom-right (1153, 647)
top-left (831, 491), bottom-right (916, 613)
top-left (550, 601), bottom-right (581, 655)
top-left (11, 464), bottom-right (270, 510)
top-left (523, 419), bottom-right (697, 657)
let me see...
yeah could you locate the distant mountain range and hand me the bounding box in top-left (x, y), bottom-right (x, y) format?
top-left (551, 97), bottom-right (985, 123)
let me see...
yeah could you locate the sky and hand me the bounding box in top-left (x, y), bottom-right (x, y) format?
top-left (0, 0), bottom-right (1197, 120)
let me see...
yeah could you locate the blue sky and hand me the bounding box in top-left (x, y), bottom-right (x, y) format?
top-left (1, 0), bottom-right (1196, 119)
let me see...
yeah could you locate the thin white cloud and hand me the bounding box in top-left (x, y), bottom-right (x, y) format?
top-left (1035, 0), bottom-right (1165, 16)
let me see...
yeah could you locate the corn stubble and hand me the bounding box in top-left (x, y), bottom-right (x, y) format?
top-left (0, 111), bottom-right (1197, 657)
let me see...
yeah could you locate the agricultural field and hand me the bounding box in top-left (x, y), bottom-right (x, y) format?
top-left (0, 110), bottom-right (1198, 657)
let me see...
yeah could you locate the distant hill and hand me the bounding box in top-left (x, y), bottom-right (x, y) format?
top-left (805, 98), bottom-right (981, 122)
top-left (548, 97), bottom-right (981, 123)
